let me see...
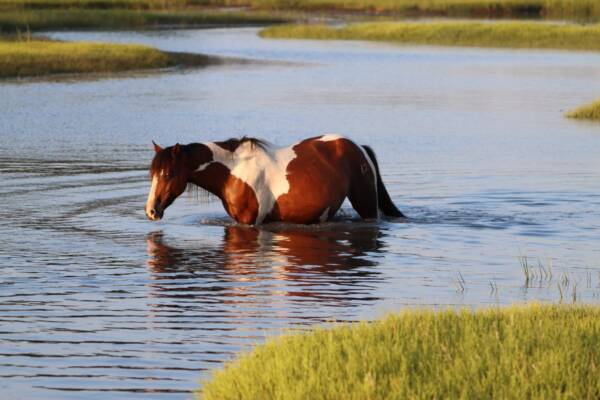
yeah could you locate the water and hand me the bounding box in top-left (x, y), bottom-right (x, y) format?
top-left (1, 27), bottom-right (600, 399)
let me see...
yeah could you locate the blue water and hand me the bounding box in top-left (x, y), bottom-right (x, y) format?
top-left (1, 27), bottom-right (600, 399)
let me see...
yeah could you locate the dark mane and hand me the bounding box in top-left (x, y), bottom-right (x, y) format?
top-left (215, 136), bottom-right (270, 153)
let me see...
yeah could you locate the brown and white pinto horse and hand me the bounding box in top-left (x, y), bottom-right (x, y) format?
top-left (145, 134), bottom-right (404, 225)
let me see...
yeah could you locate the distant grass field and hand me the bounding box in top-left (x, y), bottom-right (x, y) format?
top-left (261, 20), bottom-right (600, 51)
top-left (2, 0), bottom-right (600, 20)
top-left (0, 0), bottom-right (193, 9)
top-left (0, 39), bottom-right (217, 78)
top-left (0, 9), bottom-right (286, 32)
top-left (0, 0), bottom-right (250, 9)
top-left (273, 0), bottom-right (599, 19)
top-left (200, 304), bottom-right (600, 400)
top-left (248, 0), bottom-right (600, 20)
top-left (566, 99), bottom-right (600, 120)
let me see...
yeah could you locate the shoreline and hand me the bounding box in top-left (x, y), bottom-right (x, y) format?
top-left (260, 20), bottom-right (600, 52)
top-left (0, 40), bottom-right (254, 80)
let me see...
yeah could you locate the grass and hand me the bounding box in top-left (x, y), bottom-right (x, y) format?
top-left (566, 98), bottom-right (600, 120)
top-left (200, 304), bottom-right (600, 400)
top-left (3, 0), bottom-right (600, 20)
top-left (0, 0), bottom-right (259, 9)
top-left (0, 0), bottom-right (197, 10)
top-left (0, 9), bottom-right (287, 32)
top-left (0, 39), bottom-right (219, 78)
top-left (247, 0), bottom-right (600, 20)
top-left (261, 20), bottom-right (600, 51)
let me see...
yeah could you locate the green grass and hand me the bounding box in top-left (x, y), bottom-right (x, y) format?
top-left (0, 0), bottom-right (195, 10)
top-left (0, 39), bottom-right (215, 78)
top-left (200, 304), bottom-right (600, 400)
top-left (566, 98), bottom-right (600, 120)
top-left (0, 9), bottom-right (287, 32)
top-left (246, 0), bottom-right (600, 20)
top-left (261, 20), bottom-right (600, 51)
top-left (3, 0), bottom-right (600, 20)
top-left (0, 0), bottom-right (254, 9)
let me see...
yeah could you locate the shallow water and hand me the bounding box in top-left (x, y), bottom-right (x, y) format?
top-left (1, 28), bottom-right (600, 399)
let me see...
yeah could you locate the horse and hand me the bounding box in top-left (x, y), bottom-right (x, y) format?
top-left (145, 134), bottom-right (405, 225)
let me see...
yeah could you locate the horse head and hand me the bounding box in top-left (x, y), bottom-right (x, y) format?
top-left (146, 141), bottom-right (192, 221)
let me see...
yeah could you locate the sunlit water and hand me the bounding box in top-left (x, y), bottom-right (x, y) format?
top-left (1, 27), bottom-right (600, 399)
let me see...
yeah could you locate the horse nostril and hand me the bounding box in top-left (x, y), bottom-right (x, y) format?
top-left (147, 208), bottom-right (158, 220)
top-left (146, 206), bottom-right (163, 221)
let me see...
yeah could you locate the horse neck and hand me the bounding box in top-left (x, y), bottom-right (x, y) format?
top-left (187, 142), bottom-right (231, 199)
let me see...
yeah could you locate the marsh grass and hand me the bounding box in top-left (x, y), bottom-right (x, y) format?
top-left (0, 0), bottom-right (259, 9)
top-left (0, 40), bottom-right (219, 78)
top-left (0, 9), bottom-right (286, 31)
top-left (247, 0), bottom-right (600, 20)
top-left (4, 0), bottom-right (600, 20)
top-left (566, 99), bottom-right (600, 120)
top-left (0, 0), bottom-right (195, 10)
top-left (261, 20), bottom-right (600, 51)
top-left (519, 255), bottom-right (553, 288)
top-left (453, 270), bottom-right (466, 293)
top-left (517, 255), bottom-right (600, 304)
top-left (2, 0), bottom-right (600, 22)
top-left (200, 304), bottom-right (600, 400)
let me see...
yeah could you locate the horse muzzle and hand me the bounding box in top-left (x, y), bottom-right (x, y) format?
top-left (146, 205), bottom-right (164, 221)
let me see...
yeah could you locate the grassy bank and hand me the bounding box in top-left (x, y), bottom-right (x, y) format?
top-left (0, 9), bottom-right (287, 32)
top-left (261, 20), bottom-right (600, 51)
top-left (0, 0), bottom-right (197, 10)
top-left (0, 39), bottom-right (219, 78)
top-left (3, 0), bottom-right (600, 21)
top-left (248, 0), bottom-right (600, 20)
top-left (200, 304), bottom-right (600, 400)
top-left (7, 0), bottom-right (600, 20)
top-left (566, 99), bottom-right (600, 120)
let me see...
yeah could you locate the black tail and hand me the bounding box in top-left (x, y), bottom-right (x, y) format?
top-left (362, 145), bottom-right (406, 218)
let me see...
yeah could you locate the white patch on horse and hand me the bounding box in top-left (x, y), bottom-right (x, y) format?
top-left (318, 133), bottom-right (344, 142)
top-left (199, 140), bottom-right (297, 224)
top-left (145, 175), bottom-right (159, 217)
top-left (195, 161), bottom-right (211, 172)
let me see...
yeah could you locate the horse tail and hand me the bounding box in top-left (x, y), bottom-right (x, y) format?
top-left (362, 145), bottom-right (406, 218)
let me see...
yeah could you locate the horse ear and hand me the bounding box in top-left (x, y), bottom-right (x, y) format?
top-left (172, 143), bottom-right (181, 156)
top-left (152, 140), bottom-right (162, 153)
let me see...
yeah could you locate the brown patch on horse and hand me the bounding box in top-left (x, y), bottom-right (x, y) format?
top-left (222, 174), bottom-right (260, 224)
top-left (271, 136), bottom-right (377, 224)
top-left (190, 162), bottom-right (259, 224)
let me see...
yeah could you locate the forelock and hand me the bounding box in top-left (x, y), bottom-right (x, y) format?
top-left (150, 149), bottom-right (174, 176)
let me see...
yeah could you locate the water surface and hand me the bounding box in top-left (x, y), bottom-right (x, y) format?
top-left (1, 28), bottom-right (600, 399)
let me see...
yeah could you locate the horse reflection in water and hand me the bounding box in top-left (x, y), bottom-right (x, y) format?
top-left (145, 223), bottom-right (384, 306)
